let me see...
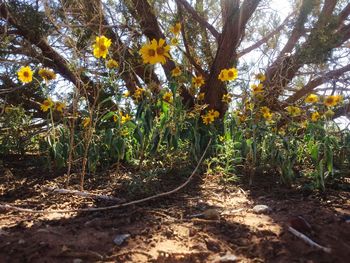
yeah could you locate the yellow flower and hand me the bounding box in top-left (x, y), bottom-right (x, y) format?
top-left (226, 68), bottom-right (238, 81)
top-left (218, 68), bottom-right (238, 81)
top-left (251, 83), bottom-right (264, 95)
top-left (304, 94), bottom-right (319, 104)
top-left (139, 38), bottom-right (170, 65)
top-left (260, 106), bottom-right (270, 114)
top-left (286, 106), bottom-right (302, 117)
top-left (324, 95), bottom-right (340, 107)
top-left (133, 87), bottom-right (144, 101)
top-left (324, 109), bottom-right (335, 118)
top-left (17, 66), bottom-right (33, 83)
top-left (40, 98), bottom-right (54, 112)
top-left (192, 75), bottom-right (205, 88)
top-left (106, 59), bottom-right (119, 69)
top-left (93, 36), bottom-right (112, 59)
top-left (311, 111), bottom-right (320, 122)
top-left (121, 114), bottom-right (132, 124)
top-left (124, 91), bottom-right (130, 97)
top-left (198, 92), bottom-right (205, 101)
top-left (163, 91), bottom-right (173, 103)
top-left (263, 111), bottom-right (273, 120)
top-left (255, 73), bottom-right (266, 82)
top-left (38, 68), bottom-right (56, 82)
top-left (82, 117), bottom-right (91, 128)
top-left (171, 66), bottom-right (182, 77)
top-left (55, 102), bottom-right (66, 112)
top-left (218, 69), bottom-right (228, 81)
top-left (170, 38), bottom-right (179, 46)
top-left (208, 109), bottom-right (220, 118)
top-left (201, 115), bottom-right (212, 125)
top-left (170, 23), bottom-right (181, 35)
top-left (222, 93), bottom-right (232, 104)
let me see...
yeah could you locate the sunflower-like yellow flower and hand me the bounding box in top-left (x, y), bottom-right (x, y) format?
top-left (192, 75), bottom-right (205, 88)
top-left (38, 68), bottom-right (56, 82)
top-left (82, 117), bottom-right (91, 128)
top-left (124, 91), bottom-right (130, 97)
top-left (304, 94), bottom-right (319, 104)
top-left (170, 23), bottom-right (181, 35)
top-left (163, 91), bottom-right (173, 103)
top-left (93, 36), bottom-right (112, 59)
top-left (263, 111), bottom-right (273, 120)
top-left (260, 106), bottom-right (273, 120)
top-left (197, 92), bottom-right (205, 101)
top-left (139, 38), bottom-right (170, 65)
top-left (121, 113), bottom-right (131, 124)
top-left (40, 98), bottom-right (54, 112)
top-left (17, 66), bottom-right (33, 83)
top-left (201, 109), bottom-right (220, 125)
top-left (208, 109), bottom-right (220, 118)
top-left (106, 59), bottom-right (119, 69)
top-left (311, 111), bottom-right (320, 122)
top-left (251, 83), bottom-right (264, 95)
top-left (324, 95), bottom-right (342, 107)
top-left (286, 106), bottom-right (302, 117)
top-left (133, 87), bottom-right (145, 101)
top-left (222, 93), bottom-right (232, 104)
top-left (255, 73), bottom-right (266, 82)
top-left (171, 66), bottom-right (182, 77)
top-left (218, 68), bottom-right (238, 81)
top-left (170, 38), bottom-right (179, 46)
top-left (55, 102), bottom-right (66, 112)
top-left (201, 115), bottom-right (213, 125)
top-left (218, 69), bottom-right (228, 81)
top-left (260, 106), bottom-right (270, 114)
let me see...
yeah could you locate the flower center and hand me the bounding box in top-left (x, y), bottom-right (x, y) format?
top-left (99, 44), bottom-right (107, 51)
top-left (228, 71), bottom-right (234, 78)
top-left (148, 49), bottom-right (156, 56)
top-left (23, 71), bottom-right (29, 77)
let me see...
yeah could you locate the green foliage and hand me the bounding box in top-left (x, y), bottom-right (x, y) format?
top-left (0, 106), bottom-right (37, 155)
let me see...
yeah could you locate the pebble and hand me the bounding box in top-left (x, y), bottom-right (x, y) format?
top-left (252, 205), bottom-right (271, 214)
top-left (113, 234), bottom-right (130, 246)
top-left (213, 252), bottom-right (237, 262)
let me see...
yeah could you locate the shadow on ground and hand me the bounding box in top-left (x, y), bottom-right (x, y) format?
top-left (1, 156), bottom-right (350, 262)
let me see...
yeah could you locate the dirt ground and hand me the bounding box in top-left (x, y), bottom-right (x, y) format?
top-left (0, 156), bottom-right (350, 263)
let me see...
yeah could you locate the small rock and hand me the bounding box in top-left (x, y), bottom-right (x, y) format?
top-left (113, 234), bottom-right (130, 246)
top-left (252, 205), bottom-right (271, 214)
top-left (214, 252), bottom-right (238, 262)
top-left (18, 239), bottom-right (25, 245)
top-left (73, 259), bottom-right (83, 263)
top-left (205, 238), bottom-right (221, 252)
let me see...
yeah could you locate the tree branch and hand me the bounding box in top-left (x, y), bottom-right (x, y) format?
top-left (286, 64), bottom-right (350, 103)
top-left (238, 11), bottom-right (295, 57)
top-left (175, 0), bottom-right (220, 40)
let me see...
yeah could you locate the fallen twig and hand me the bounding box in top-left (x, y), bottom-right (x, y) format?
top-left (288, 226), bottom-right (332, 253)
top-left (43, 187), bottom-right (125, 203)
top-left (0, 139), bottom-right (212, 214)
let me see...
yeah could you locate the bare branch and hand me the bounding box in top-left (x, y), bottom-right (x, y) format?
top-left (175, 0), bottom-right (220, 40)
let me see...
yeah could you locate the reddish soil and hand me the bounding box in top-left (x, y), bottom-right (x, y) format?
top-left (0, 156), bottom-right (350, 262)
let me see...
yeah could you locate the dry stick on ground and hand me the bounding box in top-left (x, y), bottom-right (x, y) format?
top-left (0, 139), bottom-right (212, 214)
top-left (43, 187), bottom-right (126, 203)
top-left (288, 226), bottom-right (332, 254)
